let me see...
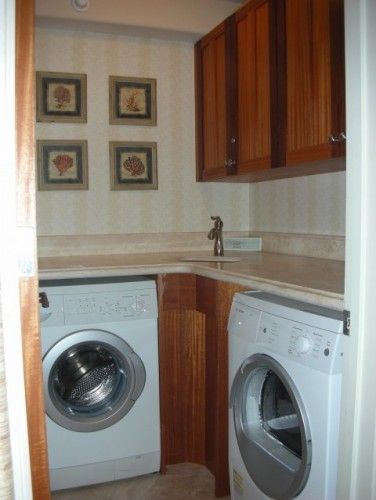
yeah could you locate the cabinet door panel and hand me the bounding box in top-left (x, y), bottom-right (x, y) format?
top-left (237, 0), bottom-right (271, 173)
top-left (199, 25), bottom-right (228, 180)
top-left (286, 0), bottom-right (345, 165)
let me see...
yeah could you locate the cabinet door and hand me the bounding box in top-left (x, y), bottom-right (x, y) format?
top-left (236, 0), bottom-right (272, 174)
top-left (195, 21), bottom-right (234, 181)
top-left (285, 0), bottom-right (345, 165)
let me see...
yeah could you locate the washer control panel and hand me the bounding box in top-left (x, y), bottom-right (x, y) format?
top-left (257, 312), bottom-right (342, 374)
top-left (39, 282), bottom-right (157, 327)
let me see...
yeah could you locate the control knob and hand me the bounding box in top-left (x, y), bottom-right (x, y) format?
top-left (296, 336), bottom-right (311, 354)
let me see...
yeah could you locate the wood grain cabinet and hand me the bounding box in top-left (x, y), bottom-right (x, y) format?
top-left (195, 20), bottom-right (236, 180)
top-left (157, 274), bottom-right (247, 497)
top-left (285, 0), bottom-right (346, 166)
top-left (195, 0), bottom-right (345, 183)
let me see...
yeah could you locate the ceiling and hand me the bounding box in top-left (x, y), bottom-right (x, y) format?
top-left (35, 0), bottom-right (246, 42)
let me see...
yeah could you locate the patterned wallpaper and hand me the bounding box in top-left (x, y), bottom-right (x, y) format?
top-left (249, 170), bottom-right (346, 235)
top-left (36, 28), bottom-right (250, 236)
top-left (36, 28), bottom-right (345, 238)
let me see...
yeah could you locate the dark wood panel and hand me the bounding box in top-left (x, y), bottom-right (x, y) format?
top-left (285, 0), bottom-right (345, 165)
top-left (158, 273), bottom-right (197, 311)
top-left (195, 21), bottom-right (234, 181)
top-left (236, 0), bottom-right (271, 173)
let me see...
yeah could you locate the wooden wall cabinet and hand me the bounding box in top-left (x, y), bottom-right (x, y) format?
top-left (157, 274), bottom-right (247, 497)
top-left (195, 19), bottom-right (237, 180)
top-left (195, 0), bottom-right (345, 183)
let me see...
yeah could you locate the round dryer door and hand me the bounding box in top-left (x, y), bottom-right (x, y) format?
top-left (231, 354), bottom-right (312, 500)
top-left (43, 329), bottom-right (146, 432)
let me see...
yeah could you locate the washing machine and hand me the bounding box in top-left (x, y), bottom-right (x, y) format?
top-left (39, 276), bottom-right (160, 491)
top-left (228, 291), bottom-right (344, 500)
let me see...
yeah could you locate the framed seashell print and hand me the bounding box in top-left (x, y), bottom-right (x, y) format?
top-left (36, 71), bottom-right (87, 123)
top-left (37, 140), bottom-right (88, 190)
top-left (109, 76), bottom-right (157, 126)
top-left (110, 141), bottom-right (158, 190)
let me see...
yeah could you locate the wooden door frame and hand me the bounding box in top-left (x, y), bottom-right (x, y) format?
top-left (14, 0), bottom-right (51, 498)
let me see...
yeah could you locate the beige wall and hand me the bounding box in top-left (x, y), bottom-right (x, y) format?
top-left (36, 28), bottom-right (250, 236)
top-left (36, 28), bottom-right (345, 238)
top-left (249, 170), bottom-right (346, 236)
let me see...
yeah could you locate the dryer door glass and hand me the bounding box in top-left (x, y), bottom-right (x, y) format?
top-left (231, 354), bottom-right (311, 500)
top-left (43, 329), bottom-right (146, 432)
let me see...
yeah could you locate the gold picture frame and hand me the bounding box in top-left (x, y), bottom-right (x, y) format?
top-left (36, 71), bottom-right (87, 123)
top-left (37, 140), bottom-right (88, 190)
top-left (110, 141), bottom-right (158, 190)
top-left (109, 76), bottom-right (157, 126)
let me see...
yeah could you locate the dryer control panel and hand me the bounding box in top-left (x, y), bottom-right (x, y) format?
top-left (257, 312), bottom-right (343, 374)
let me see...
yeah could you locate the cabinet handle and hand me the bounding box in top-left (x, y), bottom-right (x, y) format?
top-left (338, 132), bottom-right (347, 143)
top-left (226, 159), bottom-right (236, 168)
top-left (328, 133), bottom-right (347, 144)
top-left (328, 134), bottom-right (339, 143)
top-left (230, 137), bottom-right (236, 144)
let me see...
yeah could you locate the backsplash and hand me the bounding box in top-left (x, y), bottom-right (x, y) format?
top-left (35, 28), bottom-right (250, 236)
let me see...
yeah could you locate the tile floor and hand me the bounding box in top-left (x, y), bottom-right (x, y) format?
top-left (51, 463), bottom-right (231, 500)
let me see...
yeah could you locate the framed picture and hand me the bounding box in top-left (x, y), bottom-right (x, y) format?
top-left (37, 140), bottom-right (88, 190)
top-left (109, 76), bottom-right (157, 126)
top-left (110, 141), bottom-right (158, 190)
top-left (36, 71), bottom-right (87, 123)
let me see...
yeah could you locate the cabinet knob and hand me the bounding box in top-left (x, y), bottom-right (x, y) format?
top-left (328, 134), bottom-right (339, 143)
top-left (226, 159), bottom-right (236, 168)
top-left (230, 137), bottom-right (236, 144)
top-left (328, 133), bottom-right (346, 144)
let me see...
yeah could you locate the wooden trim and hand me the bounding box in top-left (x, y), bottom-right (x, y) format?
top-left (16, 0), bottom-right (51, 498)
top-left (269, 0), bottom-right (286, 168)
top-left (225, 14), bottom-right (237, 174)
top-left (208, 156), bottom-right (345, 183)
top-left (330, 0), bottom-right (346, 157)
top-left (195, 41), bottom-right (204, 182)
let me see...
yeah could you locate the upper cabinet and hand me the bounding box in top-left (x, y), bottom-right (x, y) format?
top-left (285, 0), bottom-right (346, 165)
top-left (195, 0), bottom-right (345, 183)
top-left (195, 20), bottom-right (235, 181)
top-left (236, 0), bottom-right (272, 176)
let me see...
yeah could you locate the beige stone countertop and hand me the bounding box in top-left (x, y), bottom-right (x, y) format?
top-left (38, 251), bottom-right (344, 310)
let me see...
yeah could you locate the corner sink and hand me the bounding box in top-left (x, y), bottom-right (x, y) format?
top-left (180, 256), bottom-right (241, 263)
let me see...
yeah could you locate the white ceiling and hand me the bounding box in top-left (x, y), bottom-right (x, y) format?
top-left (35, 0), bottom-right (245, 42)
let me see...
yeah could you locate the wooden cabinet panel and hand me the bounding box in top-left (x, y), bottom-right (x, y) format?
top-left (236, 0), bottom-right (271, 174)
top-left (158, 274), bottom-right (247, 497)
top-left (285, 0), bottom-right (345, 165)
top-left (195, 0), bottom-right (345, 183)
top-left (196, 24), bottom-right (229, 180)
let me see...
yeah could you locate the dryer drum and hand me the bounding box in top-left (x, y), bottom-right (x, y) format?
top-left (231, 353), bottom-right (312, 500)
top-left (43, 329), bottom-right (146, 432)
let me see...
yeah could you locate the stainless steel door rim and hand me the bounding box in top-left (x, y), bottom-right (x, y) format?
top-left (230, 353), bottom-right (312, 500)
top-left (43, 329), bottom-right (146, 432)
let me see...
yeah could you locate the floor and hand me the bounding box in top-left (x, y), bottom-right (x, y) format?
top-left (51, 463), bottom-right (231, 500)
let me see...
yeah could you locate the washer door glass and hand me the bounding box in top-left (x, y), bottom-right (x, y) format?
top-left (43, 329), bottom-right (146, 432)
top-left (231, 354), bottom-right (311, 500)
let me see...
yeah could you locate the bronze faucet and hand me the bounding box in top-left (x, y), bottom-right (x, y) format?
top-left (208, 216), bottom-right (224, 256)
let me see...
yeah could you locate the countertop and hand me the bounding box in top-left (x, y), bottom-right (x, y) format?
top-left (38, 251), bottom-right (344, 310)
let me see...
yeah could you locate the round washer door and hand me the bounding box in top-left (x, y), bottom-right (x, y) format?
top-left (43, 329), bottom-right (146, 432)
top-left (231, 353), bottom-right (312, 500)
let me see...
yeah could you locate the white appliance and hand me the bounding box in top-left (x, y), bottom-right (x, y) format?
top-left (39, 277), bottom-right (160, 491)
top-left (228, 291), bottom-right (343, 500)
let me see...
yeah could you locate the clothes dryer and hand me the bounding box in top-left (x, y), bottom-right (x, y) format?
top-left (228, 291), bottom-right (343, 500)
top-left (39, 277), bottom-right (160, 490)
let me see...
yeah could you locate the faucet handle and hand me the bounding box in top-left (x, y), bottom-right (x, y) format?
top-left (210, 216), bottom-right (223, 227)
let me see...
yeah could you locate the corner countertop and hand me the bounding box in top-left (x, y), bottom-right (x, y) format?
top-left (38, 251), bottom-right (344, 310)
